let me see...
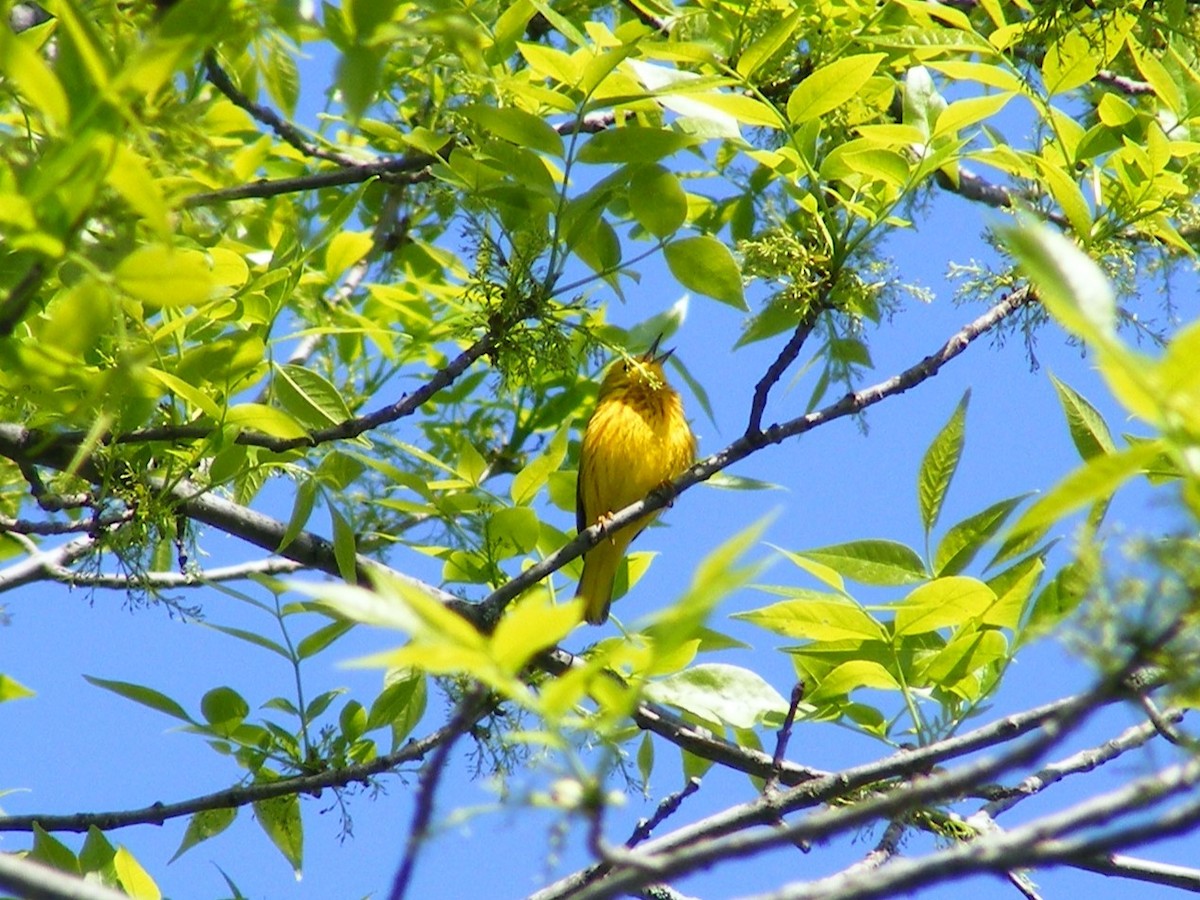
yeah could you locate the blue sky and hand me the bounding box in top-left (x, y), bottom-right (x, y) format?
top-left (2, 23), bottom-right (1194, 900)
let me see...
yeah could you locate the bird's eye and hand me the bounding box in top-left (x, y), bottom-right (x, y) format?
top-left (622, 361), bottom-right (631, 372)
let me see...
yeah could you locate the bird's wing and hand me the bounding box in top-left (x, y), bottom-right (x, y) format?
top-left (575, 452), bottom-right (588, 535)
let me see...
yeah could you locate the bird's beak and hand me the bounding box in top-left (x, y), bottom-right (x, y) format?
top-left (645, 333), bottom-right (674, 364)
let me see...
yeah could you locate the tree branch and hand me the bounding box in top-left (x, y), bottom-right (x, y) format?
top-left (203, 51), bottom-right (360, 167)
top-left (738, 758), bottom-right (1200, 900)
top-left (530, 678), bottom-right (1112, 900)
top-left (556, 694), bottom-right (1084, 900)
top-left (747, 307), bottom-right (825, 437)
top-left (0, 698), bottom-right (492, 834)
top-left (182, 159), bottom-right (434, 207)
top-left (388, 688), bottom-right (490, 900)
top-left (40, 555), bottom-right (306, 590)
top-left (981, 709), bottom-right (1185, 818)
top-left (0, 535), bottom-right (99, 593)
top-left (0, 260), bottom-right (46, 338)
top-left (1, 334), bottom-right (495, 456)
top-left (1067, 852), bottom-right (1200, 892)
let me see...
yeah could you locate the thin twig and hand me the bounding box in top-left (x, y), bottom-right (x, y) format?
top-left (183, 159), bottom-right (434, 207)
top-left (388, 690), bottom-right (489, 900)
top-left (203, 51), bottom-right (359, 166)
top-left (766, 682), bottom-right (806, 791)
top-left (747, 308), bottom-right (825, 436)
top-left (627, 778), bottom-right (703, 849)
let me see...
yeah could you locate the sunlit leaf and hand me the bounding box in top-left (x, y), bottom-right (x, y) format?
top-left (644, 664), bottom-right (790, 729)
top-left (918, 391), bottom-right (969, 535)
top-left (664, 236), bottom-right (746, 309)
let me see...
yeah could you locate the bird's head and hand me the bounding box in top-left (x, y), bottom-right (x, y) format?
top-left (600, 334), bottom-right (675, 396)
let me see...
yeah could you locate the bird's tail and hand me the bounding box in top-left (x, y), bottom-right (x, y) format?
top-left (576, 537), bottom-right (627, 625)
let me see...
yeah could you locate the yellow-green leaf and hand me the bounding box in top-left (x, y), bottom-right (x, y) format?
top-left (113, 847), bottom-right (161, 900)
top-left (254, 788), bottom-right (303, 876)
top-left (225, 404), bottom-right (308, 440)
top-left (787, 54), bottom-right (886, 124)
top-left (114, 245), bottom-right (214, 308)
top-left (734, 596), bottom-right (884, 642)
top-left (894, 576), bottom-right (996, 635)
top-left (325, 231), bottom-right (373, 280)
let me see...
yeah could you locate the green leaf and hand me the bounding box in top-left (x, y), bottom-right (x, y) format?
top-left (202, 623), bottom-right (290, 659)
top-left (489, 506), bottom-right (541, 556)
top-left (253, 785), bottom-right (303, 876)
top-left (339, 699), bottom-right (368, 742)
top-left (275, 364), bottom-right (354, 430)
top-left (934, 495), bottom-right (1029, 576)
top-left (903, 65), bottom-right (946, 141)
top-left (577, 127), bottom-right (701, 164)
top-left (806, 660), bottom-right (900, 702)
top-left (1050, 373), bottom-right (1116, 460)
top-left (628, 165), bottom-right (688, 238)
top-left (336, 45), bottom-right (384, 121)
top-left (642, 518), bottom-right (770, 666)
top-left (330, 505), bottom-right (359, 583)
top-left (511, 424), bottom-right (569, 505)
top-left (367, 668), bottom-right (424, 729)
top-left (787, 54), bottom-right (886, 124)
top-left (278, 478), bottom-right (318, 554)
top-left (1000, 221), bottom-right (1115, 346)
top-left (79, 826), bottom-right (116, 874)
top-left (733, 595), bottom-right (884, 642)
top-left (114, 245), bottom-right (214, 308)
top-left (664, 236), bottom-right (746, 309)
top-left (297, 619), bottom-right (354, 660)
top-left (637, 732), bottom-right (654, 784)
top-left (894, 576), bottom-right (997, 636)
top-left (201, 686), bottom-right (250, 734)
top-left (918, 391), bottom-right (969, 535)
top-left (0, 30), bottom-right (70, 130)
top-left (463, 105), bottom-right (564, 157)
top-left (170, 807), bottom-right (238, 863)
top-left (643, 664), bottom-right (790, 729)
top-left (736, 9), bottom-right (804, 78)
top-left (1042, 29), bottom-right (1100, 95)
top-left (225, 404), bottom-right (309, 440)
top-left (84, 676), bottom-right (192, 722)
top-left (31, 823), bottom-right (80, 874)
top-left (917, 628), bottom-right (1008, 692)
top-left (798, 540), bottom-right (927, 586)
top-left (491, 593), bottom-right (583, 675)
top-left (984, 554), bottom-right (1044, 631)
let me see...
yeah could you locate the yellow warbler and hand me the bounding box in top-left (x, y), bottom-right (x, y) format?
top-left (575, 337), bottom-right (696, 625)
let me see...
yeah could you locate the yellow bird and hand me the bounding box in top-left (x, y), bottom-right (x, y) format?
top-left (575, 337), bottom-right (696, 625)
